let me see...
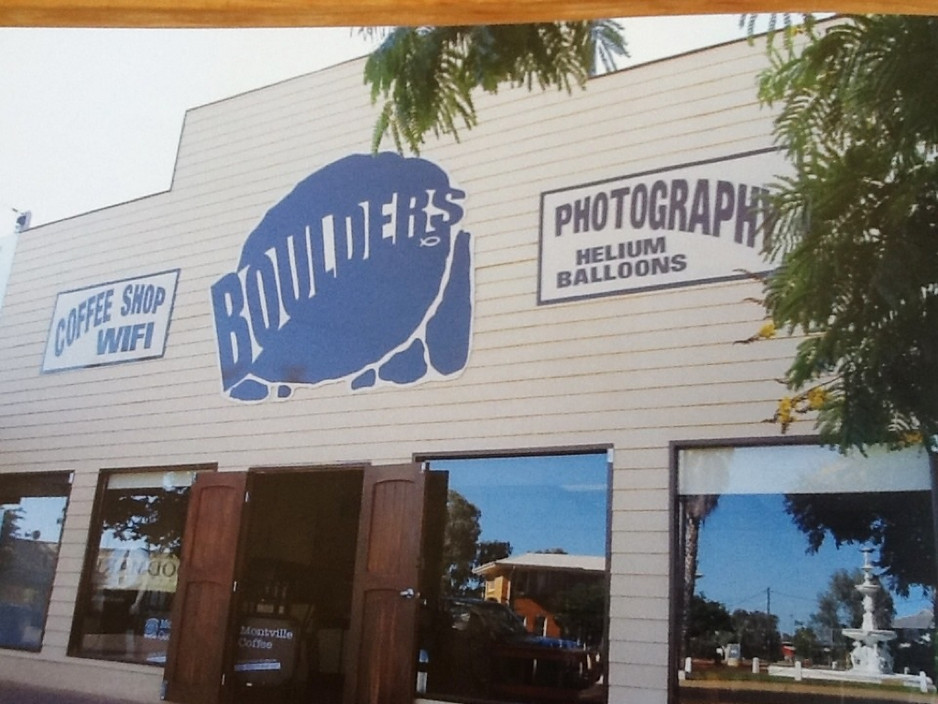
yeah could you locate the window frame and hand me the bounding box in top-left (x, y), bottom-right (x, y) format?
top-left (68, 463), bottom-right (215, 665)
top-left (0, 470), bottom-right (72, 653)
top-left (416, 444), bottom-right (613, 704)
top-left (668, 435), bottom-right (938, 704)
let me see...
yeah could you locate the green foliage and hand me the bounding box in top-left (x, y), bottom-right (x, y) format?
top-left (811, 568), bottom-right (894, 632)
top-left (731, 608), bottom-right (782, 660)
top-left (686, 593), bottom-right (734, 660)
top-left (101, 489), bottom-right (190, 553)
top-left (792, 625), bottom-right (824, 662)
top-left (0, 507), bottom-right (22, 571)
top-left (364, 22), bottom-right (626, 153)
top-left (441, 489), bottom-right (482, 596)
top-left (785, 491), bottom-right (935, 595)
top-left (740, 12), bottom-right (816, 52)
top-left (758, 15), bottom-right (938, 451)
top-left (688, 593), bottom-right (734, 639)
top-left (550, 581), bottom-right (606, 646)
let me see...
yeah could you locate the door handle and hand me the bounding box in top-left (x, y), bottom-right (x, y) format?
top-left (399, 588), bottom-right (416, 599)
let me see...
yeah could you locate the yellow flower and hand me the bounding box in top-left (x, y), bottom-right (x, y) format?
top-left (777, 396), bottom-right (793, 424)
top-left (758, 322), bottom-right (776, 339)
top-left (806, 387), bottom-right (827, 410)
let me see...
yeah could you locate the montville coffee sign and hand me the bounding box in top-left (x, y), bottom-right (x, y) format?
top-left (538, 149), bottom-right (788, 304)
top-left (211, 153), bottom-right (473, 402)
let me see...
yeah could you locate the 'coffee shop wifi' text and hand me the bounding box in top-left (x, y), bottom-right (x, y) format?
top-left (42, 269), bottom-right (180, 373)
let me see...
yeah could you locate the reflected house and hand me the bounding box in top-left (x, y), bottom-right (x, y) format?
top-left (894, 609), bottom-right (934, 637)
top-left (893, 609), bottom-right (934, 676)
top-left (473, 553), bottom-right (606, 642)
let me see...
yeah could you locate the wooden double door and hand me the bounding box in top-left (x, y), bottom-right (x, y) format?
top-left (161, 463), bottom-right (428, 704)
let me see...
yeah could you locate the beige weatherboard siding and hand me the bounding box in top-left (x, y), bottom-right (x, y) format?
top-left (0, 36), bottom-right (792, 704)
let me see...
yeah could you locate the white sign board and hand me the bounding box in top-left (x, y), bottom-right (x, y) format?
top-left (538, 149), bottom-right (789, 304)
top-left (42, 269), bottom-right (180, 373)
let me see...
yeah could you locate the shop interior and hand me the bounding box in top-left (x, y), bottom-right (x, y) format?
top-left (233, 469), bottom-right (363, 704)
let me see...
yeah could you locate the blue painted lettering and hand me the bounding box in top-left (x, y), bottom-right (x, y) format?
top-left (121, 284), bottom-right (167, 316)
top-left (54, 288), bottom-right (116, 356)
top-left (95, 322), bottom-right (156, 355)
top-left (211, 153), bottom-right (472, 400)
top-left (97, 326), bottom-right (126, 355)
top-left (54, 318), bottom-right (66, 356)
top-left (211, 273), bottom-right (253, 391)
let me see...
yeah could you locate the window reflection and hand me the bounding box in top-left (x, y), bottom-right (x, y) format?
top-left (73, 469), bottom-right (201, 665)
top-left (676, 445), bottom-right (937, 702)
top-left (0, 472), bottom-right (70, 651)
top-left (423, 453), bottom-right (609, 704)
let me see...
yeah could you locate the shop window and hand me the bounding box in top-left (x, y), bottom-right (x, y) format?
top-left (0, 472), bottom-right (71, 651)
top-left (421, 451), bottom-right (610, 704)
top-left (70, 467), bottom-right (207, 666)
top-left (674, 442), bottom-right (937, 702)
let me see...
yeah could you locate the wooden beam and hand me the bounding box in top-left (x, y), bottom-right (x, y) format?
top-left (1, 0), bottom-right (934, 29)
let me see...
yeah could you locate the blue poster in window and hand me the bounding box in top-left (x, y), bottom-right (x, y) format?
top-left (211, 153), bottom-right (473, 402)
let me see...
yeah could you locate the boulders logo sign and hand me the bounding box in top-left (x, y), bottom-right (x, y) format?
top-left (211, 153), bottom-right (472, 402)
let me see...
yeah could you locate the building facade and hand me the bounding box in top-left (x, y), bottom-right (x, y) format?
top-left (0, 31), bottom-right (934, 704)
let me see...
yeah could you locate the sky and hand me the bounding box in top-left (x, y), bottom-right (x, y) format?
top-left (0, 15), bottom-right (759, 233)
top-left (696, 494), bottom-right (936, 634)
top-left (429, 450), bottom-right (934, 637)
top-left (430, 453), bottom-right (610, 557)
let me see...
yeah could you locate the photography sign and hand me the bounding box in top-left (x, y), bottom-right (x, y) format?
top-left (538, 149), bottom-right (788, 304)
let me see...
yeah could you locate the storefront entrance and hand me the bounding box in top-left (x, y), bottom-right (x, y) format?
top-left (234, 469), bottom-right (363, 703)
top-left (161, 464), bottom-right (430, 704)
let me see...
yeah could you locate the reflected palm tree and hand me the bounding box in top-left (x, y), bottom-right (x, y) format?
top-left (682, 494), bottom-right (719, 655)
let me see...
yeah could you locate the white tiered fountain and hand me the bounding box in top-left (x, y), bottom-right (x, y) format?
top-left (840, 548), bottom-right (897, 677)
top-left (768, 548), bottom-right (934, 691)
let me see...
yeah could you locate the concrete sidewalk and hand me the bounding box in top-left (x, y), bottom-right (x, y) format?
top-left (0, 681), bottom-right (142, 704)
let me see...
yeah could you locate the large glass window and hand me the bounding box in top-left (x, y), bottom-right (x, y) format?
top-left (71, 467), bottom-right (205, 665)
top-left (0, 472), bottom-right (70, 651)
top-left (675, 442), bottom-right (936, 702)
top-left (421, 451), bottom-right (610, 704)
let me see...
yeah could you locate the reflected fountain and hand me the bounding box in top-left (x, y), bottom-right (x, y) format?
top-left (840, 548), bottom-right (897, 676)
top-left (768, 548), bottom-right (934, 691)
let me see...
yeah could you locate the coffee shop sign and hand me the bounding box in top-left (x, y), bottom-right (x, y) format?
top-left (42, 269), bottom-right (179, 373)
top-left (537, 150), bottom-right (789, 304)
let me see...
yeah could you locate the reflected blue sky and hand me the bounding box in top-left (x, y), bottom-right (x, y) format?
top-left (696, 494), bottom-right (934, 634)
top-left (1, 496), bottom-right (65, 543)
top-left (429, 453), bottom-right (609, 557)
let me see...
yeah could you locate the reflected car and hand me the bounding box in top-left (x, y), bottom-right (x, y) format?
top-left (425, 597), bottom-right (603, 703)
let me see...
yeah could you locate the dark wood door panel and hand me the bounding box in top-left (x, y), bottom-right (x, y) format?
top-left (164, 472), bottom-right (247, 704)
top-left (345, 464), bottom-right (425, 704)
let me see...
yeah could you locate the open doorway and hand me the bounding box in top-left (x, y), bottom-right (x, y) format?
top-left (234, 469), bottom-right (363, 704)
top-left (164, 463), bottom-right (428, 704)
